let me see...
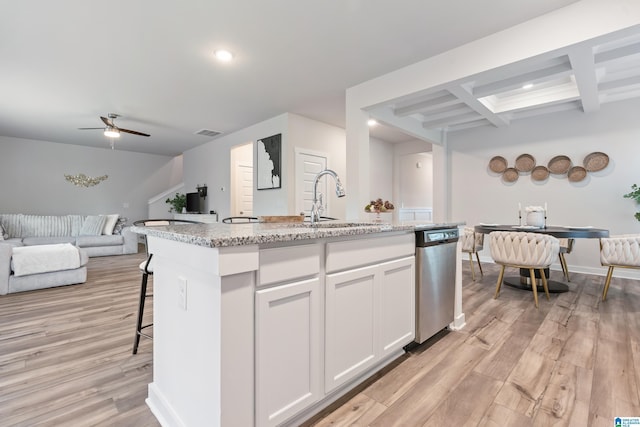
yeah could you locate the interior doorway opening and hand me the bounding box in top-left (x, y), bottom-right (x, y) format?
top-left (230, 142), bottom-right (254, 217)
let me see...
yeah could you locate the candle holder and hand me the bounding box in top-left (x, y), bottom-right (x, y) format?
top-left (518, 211), bottom-right (522, 226)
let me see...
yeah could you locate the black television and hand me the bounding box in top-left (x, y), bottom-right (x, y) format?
top-left (186, 192), bottom-right (201, 213)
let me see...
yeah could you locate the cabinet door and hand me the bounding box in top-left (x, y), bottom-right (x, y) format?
top-left (378, 256), bottom-right (415, 358)
top-left (255, 277), bottom-right (321, 427)
top-left (325, 265), bottom-right (379, 393)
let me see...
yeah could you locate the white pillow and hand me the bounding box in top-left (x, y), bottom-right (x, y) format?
top-left (80, 215), bottom-right (107, 236)
top-left (101, 214), bottom-right (120, 235)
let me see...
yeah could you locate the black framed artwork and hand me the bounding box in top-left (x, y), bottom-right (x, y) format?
top-left (257, 133), bottom-right (282, 190)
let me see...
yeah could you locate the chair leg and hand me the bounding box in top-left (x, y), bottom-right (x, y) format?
top-left (494, 266), bottom-right (505, 299)
top-left (468, 253), bottom-right (476, 281)
top-left (539, 268), bottom-right (550, 300)
top-left (602, 266), bottom-right (615, 301)
top-left (133, 272), bottom-right (149, 355)
top-left (529, 268), bottom-right (539, 308)
top-left (475, 253), bottom-right (483, 277)
top-left (559, 253), bottom-right (570, 282)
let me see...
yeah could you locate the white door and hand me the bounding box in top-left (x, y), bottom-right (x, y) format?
top-left (234, 161), bottom-right (253, 216)
top-left (295, 150), bottom-right (327, 217)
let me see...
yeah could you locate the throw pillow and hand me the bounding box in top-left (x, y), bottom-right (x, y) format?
top-left (80, 215), bottom-right (107, 236)
top-left (113, 217), bottom-right (127, 235)
top-left (101, 214), bottom-right (120, 235)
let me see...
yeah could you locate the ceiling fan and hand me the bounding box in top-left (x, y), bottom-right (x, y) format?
top-left (78, 113), bottom-right (150, 139)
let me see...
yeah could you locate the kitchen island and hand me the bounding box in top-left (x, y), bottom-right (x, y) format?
top-left (132, 221), bottom-right (464, 427)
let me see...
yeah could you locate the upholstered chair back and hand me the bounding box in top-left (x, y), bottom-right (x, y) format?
top-left (600, 235), bottom-right (640, 268)
top-left (490, 231), bottom-right (559, 268)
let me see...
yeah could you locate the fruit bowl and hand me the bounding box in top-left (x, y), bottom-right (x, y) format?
top-left (364, 198), bottom-right (395, 214)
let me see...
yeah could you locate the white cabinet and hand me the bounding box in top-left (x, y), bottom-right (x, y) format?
top-left (378, 257), bottom-right (415, 359)
top-left (255, 277), bottom-right (322, 427)
top-left (325, 265), bottom-right (378, 392)
top-left (325, 255), bottom-right (415, 393)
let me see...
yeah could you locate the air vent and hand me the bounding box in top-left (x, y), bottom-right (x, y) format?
top-left (195, 129), bottom-right (223, 138)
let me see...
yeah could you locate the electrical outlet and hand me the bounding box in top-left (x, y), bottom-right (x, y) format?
top-left (177, 277), bottom-right (187, 310)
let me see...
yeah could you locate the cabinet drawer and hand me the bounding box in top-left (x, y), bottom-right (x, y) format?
top-left (258, 244), bottom-right (320, 286)
top-left (326, 233), bottom-right (414, 273)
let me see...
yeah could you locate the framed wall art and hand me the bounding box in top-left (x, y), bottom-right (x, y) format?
top-left (257, 133), bottom-right (282, 190)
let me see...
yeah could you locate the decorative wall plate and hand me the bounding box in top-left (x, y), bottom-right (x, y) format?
top-left (548, 155), bottom-right (572, 174)
top-left (515, 153), bottom-right (536, 172)
top-left (502, 167), bottom-right (519, 183)
top-left (531, 165), bottom-right (550, 181)
top-left (568, 165), bottom-right (587, 182)
top-left (489, 156), bottom-right (508, 173)
top-left (583, 152), bottom-right (609, 172)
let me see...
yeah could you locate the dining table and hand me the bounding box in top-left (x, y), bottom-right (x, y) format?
top-left (474, 224), bottom-right (609, 293)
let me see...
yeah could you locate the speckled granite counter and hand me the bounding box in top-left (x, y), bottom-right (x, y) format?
top-left (131, 220), bottom-right (464, 248)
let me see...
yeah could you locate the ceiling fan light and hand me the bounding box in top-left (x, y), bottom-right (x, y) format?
top-left (104, 127), bottom-right (120, 138)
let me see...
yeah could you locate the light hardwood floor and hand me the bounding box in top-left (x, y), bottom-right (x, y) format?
top-left (1, 252), bottom-right (638, 426)
top-left (306, 261), bottom-right (640, 427)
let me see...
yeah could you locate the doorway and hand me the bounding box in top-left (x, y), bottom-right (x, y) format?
top-left (231, 142), bottom-right (254, 216)
top-left (295, 149), bottom-right (328, 217)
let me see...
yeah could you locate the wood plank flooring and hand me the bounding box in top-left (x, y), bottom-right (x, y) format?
top-left (307, 262), bottom-right (640, 427)
top-left (1, 252), bottom-right (638, 426)
top-left (0, 250), bottom-right (160, 426)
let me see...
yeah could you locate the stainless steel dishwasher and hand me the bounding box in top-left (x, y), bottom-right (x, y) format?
top-left (415, 227), bottom-right (459, 344)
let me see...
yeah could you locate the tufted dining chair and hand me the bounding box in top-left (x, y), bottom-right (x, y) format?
top-left (490, 231), bottom-right (560, 308)
top-left (558, 238), bottom-right (575, 281)
top-left (460, 227), bottom-right (484, 281)
top-left (599, 234), bottom-right (640, 301)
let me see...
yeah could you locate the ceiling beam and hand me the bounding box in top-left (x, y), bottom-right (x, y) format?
top-left (569, 45), bottom-right (601, 113)
top-left (472, 61), bottom-right (573, 98)
top-left (448, 84), bottom-right (510, 127)
top-left (393, 93), bottom-right (460, 117)
top-left (368, 106), bottom-right (443, 144)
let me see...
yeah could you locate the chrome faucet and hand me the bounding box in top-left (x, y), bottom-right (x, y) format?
top-left (310, 169), bottom-right (346, 224)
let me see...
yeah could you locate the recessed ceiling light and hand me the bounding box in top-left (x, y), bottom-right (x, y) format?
top-left (522, 83), bottom-right (534, 90)
top-left (367, 119), bottom-right (378, 126)
top-left (214, 50), bottom-right (234, 62)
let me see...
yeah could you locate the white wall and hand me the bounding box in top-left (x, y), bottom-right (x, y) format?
top-left (449, 97), bottom-right (640, 277)
top-left (0, 136), bottom-right (182, 223)
top-left (368, 137), bottom-right (393, 204)
top-left (183, 114), bottom-right (288, 219)
top-left (287, 114), bottom-right (347, 218)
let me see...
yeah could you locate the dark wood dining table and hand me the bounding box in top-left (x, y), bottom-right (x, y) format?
top-left (474, 224), bottom-right (609, 293)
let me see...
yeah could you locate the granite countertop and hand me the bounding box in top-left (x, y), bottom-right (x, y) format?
top-left (131, 221), bottom-right (465, 248)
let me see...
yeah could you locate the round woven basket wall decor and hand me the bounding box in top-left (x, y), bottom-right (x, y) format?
top-left (502, 167), bottom-right (519, 183)
top-left (515, 154), bottom-right (536, 172)
top-left (568, 166), bottom-right (587, 182)
top-left (548, 155), bottom-right (572, 174)
top-left (583, 152), bottom-right (609, 172)
top-left (531, 165), bottom-right (550, 181)
top-left (489, 156), bottom-right (508, 173)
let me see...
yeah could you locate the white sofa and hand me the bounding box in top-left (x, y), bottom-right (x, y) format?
top-left (0, 243), bottom-right (89, 295)
top-left (0, 214), bottom-right (138, 295)
top-left (0, 214), bottom-right (138, 257)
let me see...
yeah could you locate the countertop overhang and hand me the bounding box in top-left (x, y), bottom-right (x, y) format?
top-left (131, 221), bottom-right (465, 248)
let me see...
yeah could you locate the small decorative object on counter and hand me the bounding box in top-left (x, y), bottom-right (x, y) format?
top-left (525, 205), bottom-right (546, 228)
top-left (365, 198), bottom-right (394, 222)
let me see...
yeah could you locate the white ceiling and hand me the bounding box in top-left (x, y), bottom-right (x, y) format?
top-left (1, 0), bottom-right (613, 156)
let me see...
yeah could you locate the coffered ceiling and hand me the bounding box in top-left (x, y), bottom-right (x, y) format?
top-left (370, 27), bottom-right (640, 136)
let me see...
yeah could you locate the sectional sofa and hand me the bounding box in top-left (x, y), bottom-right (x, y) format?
top-left (0, 214), bottom-right (138, 294)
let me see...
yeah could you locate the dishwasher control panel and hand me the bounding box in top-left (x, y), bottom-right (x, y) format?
top-left (415, 228), bottom-right (459, 246)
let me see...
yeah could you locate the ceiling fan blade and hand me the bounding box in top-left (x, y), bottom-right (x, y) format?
top-left (78, 127), bottom-right (104, 130)
top-left (100, 116), bottom-right (114, 127)
top-left (118, 127), bottom-right (150, 137)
